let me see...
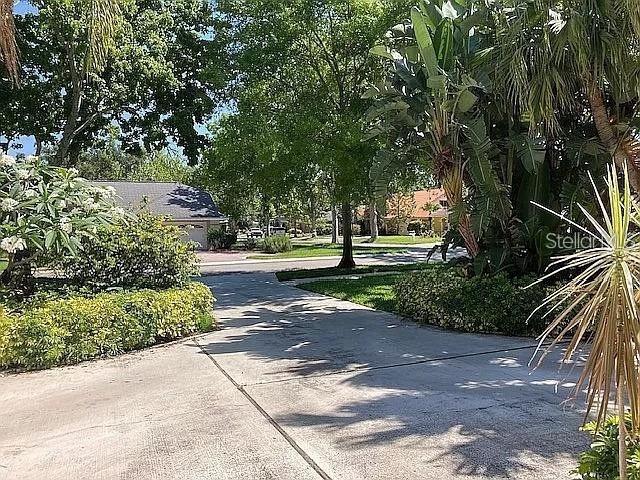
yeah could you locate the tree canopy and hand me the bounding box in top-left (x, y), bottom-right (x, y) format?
top-left (1, 0), bottom-right (225, 164)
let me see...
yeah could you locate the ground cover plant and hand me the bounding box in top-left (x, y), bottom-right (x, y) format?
top-left (298, 274), bottom-right (399, 312)
top-left (0, 282), bottom-right (215, 370)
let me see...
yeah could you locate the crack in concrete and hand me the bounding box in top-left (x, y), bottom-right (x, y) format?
top-left (193, 338), bottom-right (333, 480)
top-left (237, 342), bottom-right (561, 388)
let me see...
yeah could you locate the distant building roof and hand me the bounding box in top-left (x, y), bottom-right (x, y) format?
top-left (411, 188), bottom-right (448, 219)
top-left (94, 181), bottom-right (226, 221)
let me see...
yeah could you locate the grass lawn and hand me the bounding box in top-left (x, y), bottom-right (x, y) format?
top-left (247, 243), bottom-right (406, 259)
top-left (369, 235), bottom-right (441, 245)
top-left (297, 274), bottom-right (401, 312)
top-left (0, 259), bottom-right (6, 273)
top-left (276, 262), bottom-right (434, 281)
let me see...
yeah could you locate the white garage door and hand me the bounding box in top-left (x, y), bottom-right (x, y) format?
top-left (185, 224), bottom-right (208, 249)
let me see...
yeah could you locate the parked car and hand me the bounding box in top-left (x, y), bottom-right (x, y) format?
top-left (249, 228), bottom-right (264, 238)
top-left (271, 227), bottom-right (286, 236)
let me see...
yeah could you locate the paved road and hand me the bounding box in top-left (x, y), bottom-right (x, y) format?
top-left (199, 248), bottom-right (463, 275)
top-left (0, 273), bottom-right (588, 480)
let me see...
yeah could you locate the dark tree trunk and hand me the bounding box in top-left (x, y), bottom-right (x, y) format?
top-left (0, 249), bottom-right (35, 289)
top-left (338, 201), bottom-right (355, 269)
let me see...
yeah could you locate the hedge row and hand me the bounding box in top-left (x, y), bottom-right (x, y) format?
top-left (394, 266), bottom-right (551, 336)
top-left (0, 282), bottom-right (215, 370)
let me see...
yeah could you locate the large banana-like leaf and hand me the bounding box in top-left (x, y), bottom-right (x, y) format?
top-left (369, 149), bottom-right (412, 214)
top-left (463, 116), bottom-right (512, 234)
top-left (515, 134), bottom-right (546, 174)
top-left (411, 7), bottom-right (438, 78)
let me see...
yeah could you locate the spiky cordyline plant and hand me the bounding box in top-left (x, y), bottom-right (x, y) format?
top-left (528, 163), bottom-right (640, 479)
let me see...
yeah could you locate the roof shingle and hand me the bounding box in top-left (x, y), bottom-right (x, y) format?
top-left (93, 181), bottom-right (226, 220)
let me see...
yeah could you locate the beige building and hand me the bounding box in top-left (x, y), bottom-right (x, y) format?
top-left (95, 181), bottom-right (227, 249)
top-left (382, 188), bottom-right (449, 235)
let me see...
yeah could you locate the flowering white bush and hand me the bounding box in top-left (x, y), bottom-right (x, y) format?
top-left (0, 154), bottom-right (126, 284)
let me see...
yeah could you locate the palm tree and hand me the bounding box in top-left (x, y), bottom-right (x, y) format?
top-left (1, 0), bottom-right (122, 85)
top-left (493, 0), bottom-right (640, 191)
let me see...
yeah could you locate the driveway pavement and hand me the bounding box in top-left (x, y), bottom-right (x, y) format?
top-left (0, 273), bottom-right (588, 480)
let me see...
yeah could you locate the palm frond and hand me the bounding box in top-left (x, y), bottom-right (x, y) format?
top-left (85, 0), bottom-right (123, 73)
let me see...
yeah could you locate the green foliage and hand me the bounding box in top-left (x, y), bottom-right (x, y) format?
top-left (1, 0), bottom-right (223, 164)
top-left (394, 267), bottom-right (550, 335)
top-left (128, 151), bottom-right (193, 183)
top-left (59, 213), bottom-right (198, 290)
top-left (208, 228), bottom-right (237, 250)
top-left (261, 235), bottom-right (293, 254)
top-left (76, 144), bottom-right (192, 183)
top-left (205, 0), bottom-right (413, 267)
top-left (0, 155), bottom-right (124, 286)
top-left (0, 282), bottom-right (215, 370)
top-left (576, 416), bottom-right (640, 480)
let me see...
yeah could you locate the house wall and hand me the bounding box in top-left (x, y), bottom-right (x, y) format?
top-left (165, 219), bottom-right (225, 250)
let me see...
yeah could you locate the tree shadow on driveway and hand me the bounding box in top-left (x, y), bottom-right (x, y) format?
top-left (197, 273), bottom-right (589, 478)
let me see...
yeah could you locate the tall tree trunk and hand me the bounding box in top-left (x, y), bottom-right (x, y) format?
top-left (338, 202), bottom-right (355, 269)
top-left (369, 197), bottom-right (378, 241)
top-left (262, 197), bottom-right (271, 237)
top-left (56, 44), bottom-right (84, 164)
top-left (331, 204), bottom-right (339, 243)
top-left (586, 80), bottom-right (640, 192)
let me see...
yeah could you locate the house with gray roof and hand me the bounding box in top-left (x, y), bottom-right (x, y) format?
top-left (94, 181), bottom-right (227, 249)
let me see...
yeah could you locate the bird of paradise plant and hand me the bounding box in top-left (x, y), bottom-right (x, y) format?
top-left (528, 163), bottom-right (640, 480)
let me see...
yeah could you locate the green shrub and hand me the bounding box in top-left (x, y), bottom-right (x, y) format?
top-left (261, 235), bottom-right (292, 253)
top-left (60, 213), bottom-right (198, 290)
top-left (394, 267), bottom-right (550, 335)
top-left (208, 228), bottom-right (237, 250)
top-left (576, 416), bottom-right (640, 479)
top-left (407, 220), bottom-right (423, 234)
top-left (316, 223), bottom-right (333, 236)
top-left (0, 282), bottom-right (215, 369)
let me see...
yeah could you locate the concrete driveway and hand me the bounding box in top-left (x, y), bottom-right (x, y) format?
top-left (0, 273), bottom-right (588, 480)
